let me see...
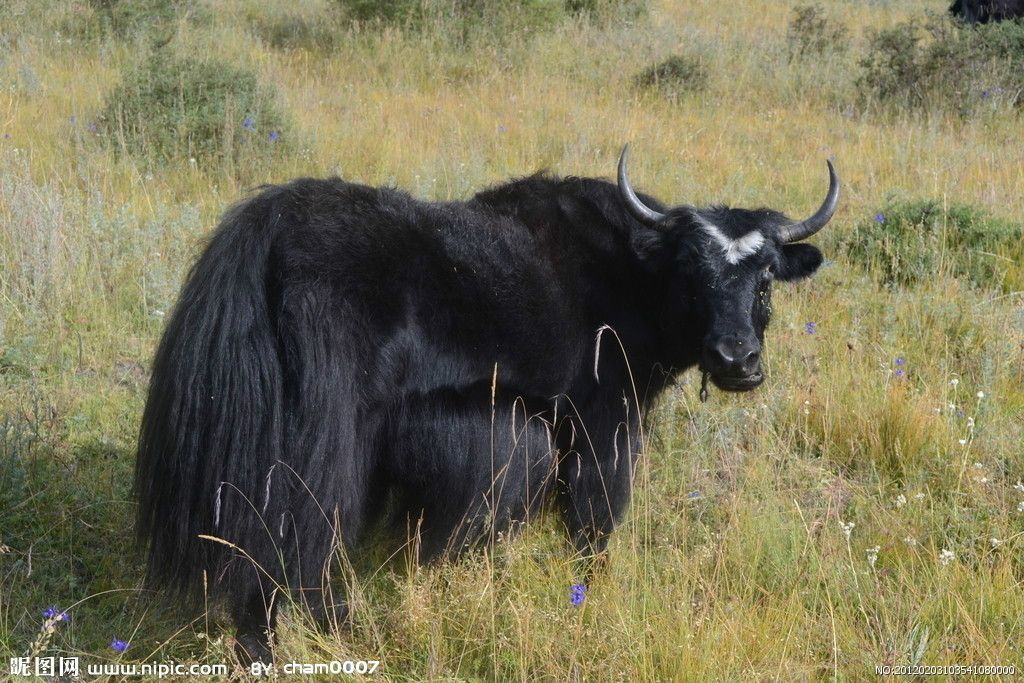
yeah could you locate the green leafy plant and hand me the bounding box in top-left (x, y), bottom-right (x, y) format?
top-left (786, 4), bottom-right (850, 60)
top-left (97, 51), bottom-right (291, 165)
top-left (330, 0), bottom-right (646, 34)
top-left (634, 54), bottom-right (709, 101)
top-left (858, 16), bottom-right (1024, 113)
top-left (843, 200), bottom-right (1024, 290)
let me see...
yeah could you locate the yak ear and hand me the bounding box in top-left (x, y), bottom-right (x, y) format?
top-left (776, 243), bottom-right (824, 281)
top-left (629, 226), bottom-right (670, 266)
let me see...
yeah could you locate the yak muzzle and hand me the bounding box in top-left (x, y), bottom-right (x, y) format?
top-left (703, 335), bottom-right (764, 391)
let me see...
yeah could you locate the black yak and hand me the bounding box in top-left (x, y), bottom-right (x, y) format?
top-left (950, 0), bottom-right (1024, 23)
top-left (134, 145), bottom-right (839, 662)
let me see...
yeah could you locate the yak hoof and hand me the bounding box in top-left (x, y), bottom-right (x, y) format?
top-left (234, 629), bottom-right (272, 666)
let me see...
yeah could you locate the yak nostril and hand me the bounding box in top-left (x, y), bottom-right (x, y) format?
top-left (712, 340), bottom-right (738, 366)
top-left (710, 338), bottom-right (761, 373)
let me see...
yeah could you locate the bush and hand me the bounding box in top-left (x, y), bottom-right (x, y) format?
top-left (329, 0), bottom-right (646, 34)
top-left (249, 11), bottom-right (342, 51)
top-left (335, 0), bottom-right (421, 25)
top-left (634, 54), bottom-right (709, 101)
top-left (857, 16), bottom-right (1024, 113)
top-left (564, 0), bottom-right (647, 21)
top-left (842, 200), bottom-right (1024, 290)
top-left (786, 4), bottom-right (849, 60)
top-left (75, 0), bottom-right (202, 40)
top-left (97, 52), bottom-right (291, 165)
top-left (246, 0), bottom-right (647, 51)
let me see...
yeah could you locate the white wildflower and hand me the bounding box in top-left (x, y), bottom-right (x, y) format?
top-left (939, 548), bottom-right (955, 566)
top-left (904, 536), bottom-right (917, 546)
top-left (840, 521), bottom-right (855, 540)
top-left (949, 378), bottom-right (959, 386)
top-left (866, 546), bottom-right (880, 568)
top-left (977, 391), bottom-right (985, 399)
top-left (1017, 501), bottom-right (1024, 513)
top-left (895, 494), bottom-right (907, 509)
top-left (991, 538), bottom-right (1002, 548)
top-left (1014, 481), bottom-right (1024, 493)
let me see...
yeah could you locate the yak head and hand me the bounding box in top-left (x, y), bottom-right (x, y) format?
top-left (617, 145), bottom-right (839, 394)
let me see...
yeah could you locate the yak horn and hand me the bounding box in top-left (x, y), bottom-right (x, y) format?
top-left (778, 160), bottom-right (840, 244)
top-left (618, 144), bottom-right (666, 226)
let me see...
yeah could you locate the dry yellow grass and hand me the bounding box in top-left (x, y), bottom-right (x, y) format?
top-left (1, 0), bottom-right (1023, 680)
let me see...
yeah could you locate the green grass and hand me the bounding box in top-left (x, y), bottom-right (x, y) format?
top-left (2, 0), bottom-right (1023, 680)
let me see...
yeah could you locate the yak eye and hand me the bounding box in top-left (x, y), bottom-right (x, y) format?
top-left (763, 264), bottom-right (775, 277)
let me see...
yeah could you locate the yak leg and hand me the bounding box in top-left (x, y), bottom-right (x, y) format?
top-left (276, 292), bottom-right (382, 636)
top-left (386, 388), bottom-right (556, 563)
top-left (556, 395), bottom-right (641, 563)
top-left (231, 567), bottom-right (278, 665)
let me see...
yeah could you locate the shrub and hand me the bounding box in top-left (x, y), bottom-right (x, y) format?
top-left (842, 200), bottom-right (1024, 290)
top-left (634, 54), bottom-right (709, 101)
top-left (329, 0), bottom-right (646, 34)
top-left (249, 11), bottom-right (342, 51)
top-left (786, 4), bottom-right (849, 60)
top-left (75, 0), bottom-right (203, 40)
top-left (857, 16), bottom-right (1024, 113)
top-left (97, 51), bottom-right (291, 165)
top-left (334, 0), bottom-right (421, 26)
top-left (565, 0), bottom-right (647, 21)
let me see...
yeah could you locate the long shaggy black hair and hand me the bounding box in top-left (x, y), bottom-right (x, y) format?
top-left (135, 154), bottom-right (835, 661)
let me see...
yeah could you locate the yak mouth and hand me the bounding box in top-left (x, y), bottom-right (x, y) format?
top-left (710, 371), bottom-right (764, 392)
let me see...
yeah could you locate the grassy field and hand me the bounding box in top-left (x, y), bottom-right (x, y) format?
top-left (2, 0), bottom-right (1023, 680)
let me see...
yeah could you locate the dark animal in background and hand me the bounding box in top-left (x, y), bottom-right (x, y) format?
top-left (134, 145), bottom-right (839, 662)
top-left (950, 0), bottom-right (1024, 23)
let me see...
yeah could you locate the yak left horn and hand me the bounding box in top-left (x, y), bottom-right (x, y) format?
top-left (778, 160), bottom-right (840, 244)
top-left (618, 144), bottom-right (666, 226)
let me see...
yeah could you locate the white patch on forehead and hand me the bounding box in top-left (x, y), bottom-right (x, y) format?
top-left (696, 217), bottom-right (765, 265)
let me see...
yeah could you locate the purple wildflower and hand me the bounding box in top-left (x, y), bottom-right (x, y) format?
top-left (268, 130), bottom-right (279, 142)
top-left (42, 606), bottom-right (69, 623)
top-left (569, 583), bottom-right (587, 606)
top-left (805, 321), bottom-right (817, 335)
top-left (874, 212), bottom-right (885, 224)
top-left (110, 639), bottom-right (129, 653)
top-left (895, 357), bottom-right (906, 366)
top-left (687, 490), bottom-right (701, 499)
top-left (242, 117), bottom-right (255, 130)
top-left (895, 369), bottom-right (905, 378)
